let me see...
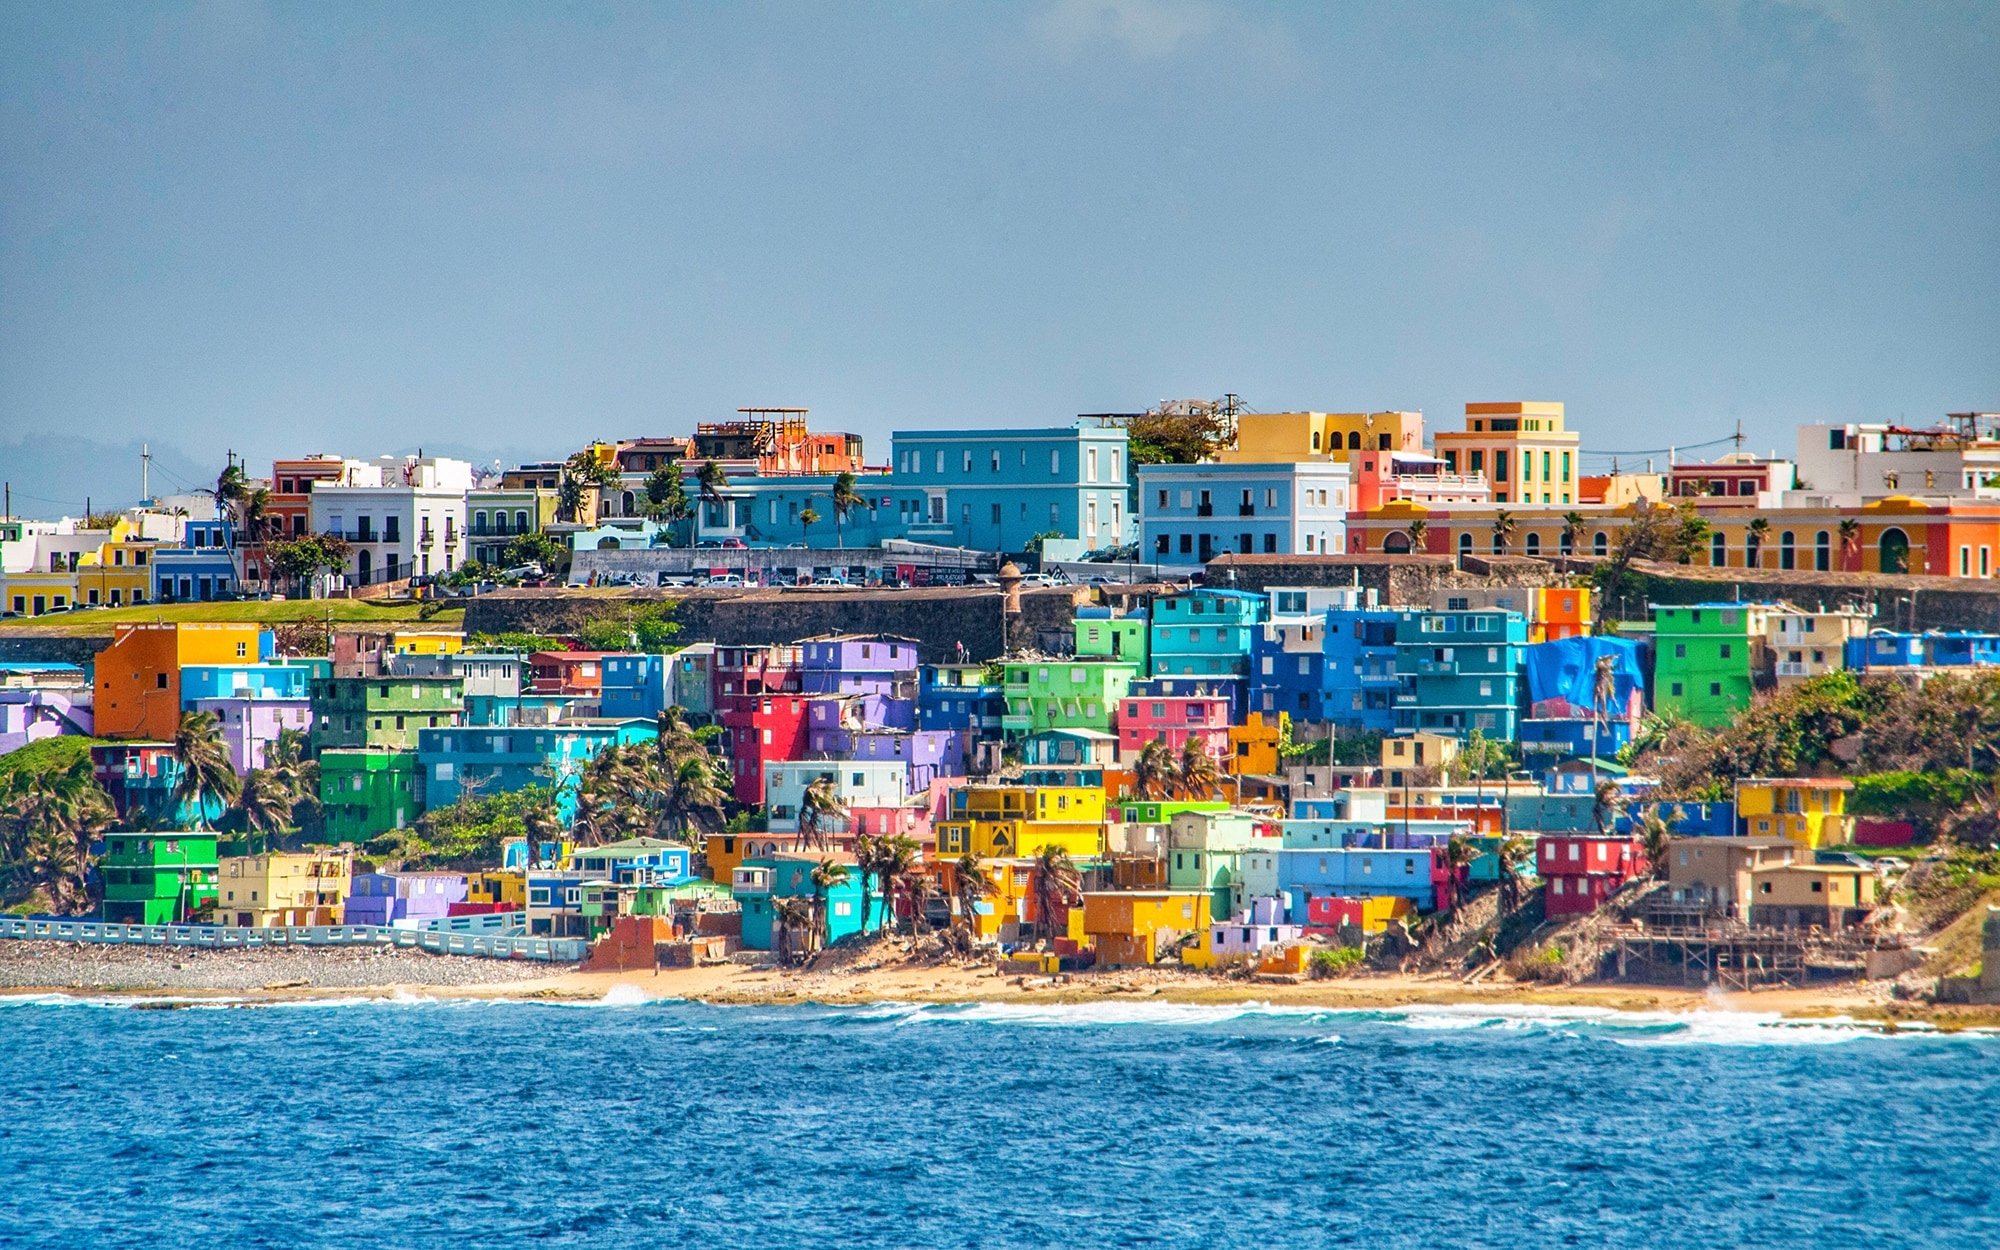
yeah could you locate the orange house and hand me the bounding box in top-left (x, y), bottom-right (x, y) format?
top-left (94, 623), bottom-right (267, 742)
top-left (1227, 712), bottom-right (1282, 777)
top-left (1531, 587), bottom-right (1592, 642)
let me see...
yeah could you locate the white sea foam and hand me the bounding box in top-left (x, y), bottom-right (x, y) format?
top-left (600, 983), bottom-right (652, 1006)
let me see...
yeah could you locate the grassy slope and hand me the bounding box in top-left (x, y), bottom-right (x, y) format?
top-left (0, 600), bottom-right (466, 635)
top-left (0, 735), bottom-right (106, 784)
top-left (1920, 887), bottom-right (2000, 978)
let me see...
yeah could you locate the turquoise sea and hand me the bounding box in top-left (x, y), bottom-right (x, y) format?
top-left (1, 993), bottom-right (1995, 1248)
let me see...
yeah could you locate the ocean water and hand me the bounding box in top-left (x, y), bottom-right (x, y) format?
top-left (1, 995), bottom-right (1996, 1248)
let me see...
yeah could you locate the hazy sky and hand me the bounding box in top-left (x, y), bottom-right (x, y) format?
top-left (2, 1), bottom-right (1995, 506)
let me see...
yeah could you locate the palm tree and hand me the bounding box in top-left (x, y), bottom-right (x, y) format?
top-left (645, 466), bottom-right (692, 542)
top-left (831, 471), bottom-right (864, 550)
top-left (906, 870), bottom-right (940, 936)
top-left (952, 853), bottom-right (996, 940)
top-left (1176, 734), bottom-right (1220, 801)
top-left (235, 769), bottom-right (296, 843)
top-left (1031, 845), bottom-right (1082, 942)
top-left (851, 834), bottom-right (881, 933)
top-left (697, 460), bottom-right (730, 538)
top-left (1746, 517), bottom-right (1771, 569)
top-left (1131, 738), bottom-right (1178, 800)
top-left (1838, 518), bottom-right (1861, 571)
top-left (1637, 806), bottom-right (1672, 880)
top-left (808, 858), bottom-right (851, 952)
top-left (1562, 511), bottom-right (1586, 558)
top-left (799, 504), bottom-right (821, 547)
top-left (1494, 833), bottom-right (1532, 914)
top-left (3, 770), bottom-right (112, 912)
top-left (1404, 517), bottom-right (1428, 554)
top-left (797, 774), bottom-right (847, 852)
top-left (23, 826), bottom-right (85, 914)
top-left (1490, 510), bottom-right (1516, 556)
top-left (1590, 653), bottom-right (1618, 789)
top-left (660, 756), bottom-right (729, 843)
top-left (1592, 780), bottom-right (1625, 836)
top-left (1439, 835), bottom-right (1481, 912)
top-left (873, 835), bottom-right (919, 934)
top-left (172, 711), bottom-right (241, 831)
top-left (772, 896), bottom-right (811, 964)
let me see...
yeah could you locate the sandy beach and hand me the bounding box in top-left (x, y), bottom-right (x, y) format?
top-left (6, 941), bottom-right (1994, 1029)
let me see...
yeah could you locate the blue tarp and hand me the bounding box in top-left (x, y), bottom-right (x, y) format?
top-left (1523, 636), bottom-right (1644, 710)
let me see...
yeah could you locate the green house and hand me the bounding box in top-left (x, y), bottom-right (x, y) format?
top-left (99, 831), bottom-right (219, 925)
top-left (1001, 659), bottom-right (1141, 736)
top-left (1116, 799), bottom-right (1229, 824)
top-left (1073, 612), bottom-right (1149, 669)
top-left (310, 675), bottom-right (465, 752)
top-left (1651, 602), bottom-right (1774, 727)
top-left (319, 748), bottom-right (420, 841)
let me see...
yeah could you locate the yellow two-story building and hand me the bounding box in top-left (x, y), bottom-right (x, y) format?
top-left (214, 848), bottom-right (355, 927)
top-left (1735, 778), bottom-right (1853, 849)
top-left (937, 784), bottom-right (1106, 860)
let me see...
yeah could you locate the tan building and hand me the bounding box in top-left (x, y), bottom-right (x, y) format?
top-left (215, 848), bottom-right (354, 927)
top-left (1765, 608), bottom-right (1872, 685)
top-left (1381, 732), bottom-right (1458, 787)
top-left (1220, 411), bottom-right (1425, 465)
top-left (1432, 402), bottom-right (1582, 506)
top-left (1747, 864), bottom-right (1877, 929)
top-left (1663, 836), bottom-right (1799, 918)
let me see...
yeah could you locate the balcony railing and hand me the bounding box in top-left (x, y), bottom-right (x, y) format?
top-left (1239, 504), bottom-right (1256, 516)
top-left (1196, 504), bottom-right (1214, 517)
top-left (1775, 662), bottom-right (1812, 678)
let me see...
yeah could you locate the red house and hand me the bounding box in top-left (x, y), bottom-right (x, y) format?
top-left (1539, 834), bottom-right (1649, 917)
top-left (715, 644), bottom-right (808, 805)
top-left (1118, 691), bottom-right (1233, 760)
top-left (530, 651), bottom-right (608, 696)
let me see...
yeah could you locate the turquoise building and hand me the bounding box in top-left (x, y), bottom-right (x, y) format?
top-left (1393, 607), bottom-right (1530, 740)
top-left (417, 719), bottom-right (658, 819)
top-left (733, 854), bottom-right (876, 951)
top-left (179, 659), bottom-right (329, 705)
top-left (888, 425), bottom-right (1131, 555)
top-left (1149, 589), bottom-right (1267, 679)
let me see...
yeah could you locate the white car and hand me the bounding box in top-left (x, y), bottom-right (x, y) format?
top-left (705, 574), bottom-right (746, 588)
top-left (810, 576), bottom-right (848, 587)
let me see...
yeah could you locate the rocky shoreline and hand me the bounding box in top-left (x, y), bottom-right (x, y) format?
top-left (0, 941), bottom-right (572, 992)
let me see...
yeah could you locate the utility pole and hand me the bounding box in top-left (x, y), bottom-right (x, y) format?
top-left (142, 444), bottom-right (151, 504)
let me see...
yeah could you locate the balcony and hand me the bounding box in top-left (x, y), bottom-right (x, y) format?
top-left (1775, 662), bottom-right (1812, 678)
top-left (1416, 659), bottom-right (1459, 675)
top-left (1196, 504), bottom-right (1214, 517)
top-left (1238, 504), bottom-right (1256, 517)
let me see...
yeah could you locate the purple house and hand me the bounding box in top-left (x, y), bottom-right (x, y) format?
top-left (806, 728), bottom-right (965, 792)
top-left (807, 693), bottom-right (917, 737)
top-left (189, 696), bottom-right (314, 775)
top-left (799, 635), bottom-right (920, 697)
top-left (342, 871), bottom-right (469, 927)
top-left (0, 665), bottom-right (94, 755)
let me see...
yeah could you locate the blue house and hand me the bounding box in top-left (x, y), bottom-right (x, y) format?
top-left (1252, 618), bottom-right (1327, 720)
top-left (1136, 460), bottom-right (1351, 566)
top-left (1275, 847), bottom-right (1437, 920)
top-left (417, 719), bottom-right (659, 819)
top-left (151, 518), bottom-right (239, 603)
top-left (572, 837), bottom-right (695, 885)
top-left (463, 693), bottom-right (591, 727)
top-left (918, 663), bottom-right (1005, 738)
top-left (179, 660), bottom-right (324, 705)
top-left (1393, 607), bottom-right (1531, 740)
top-left (1845, 632), bottom-right (1925, 670)
top-left (1321, 604), bottom-right (1401, 733)
top-left (1927, 631), bottom-right (2000, 667)
top-left (1150, 589), bottom-right (1267, 679)
top-left (733, 854), bottom-right (876, 951)
top-left (888, 425), bottom-right (1132, 556)
top-left (600, 654), bottom-right (671, 721)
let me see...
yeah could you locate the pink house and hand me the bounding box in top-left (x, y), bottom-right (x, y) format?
top-left (1118, 691), bottom-right (1233, 760)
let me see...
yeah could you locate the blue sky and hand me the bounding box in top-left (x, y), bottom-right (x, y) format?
top-left (1, 1), bottom-right (1995, 512)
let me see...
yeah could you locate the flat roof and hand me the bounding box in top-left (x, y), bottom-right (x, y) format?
top-left (1737, 777), bottom-right (1853, 789)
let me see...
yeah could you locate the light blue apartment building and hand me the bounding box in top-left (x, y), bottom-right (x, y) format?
top-left (151, 518), bottom-right (239, 603)
top-left (1322, 603), bottom-right (1402, 733)
top-left (889, 425), bottom-right (1132, 555)
top-left (1150, 589), bottom-right (1268, 679)
top-left (1393, 607), bottom-right (1530, 740)
top-left (418, 719), bottom-right (658, 819)
top-left (1137, 461), bottom-right (1350, 566)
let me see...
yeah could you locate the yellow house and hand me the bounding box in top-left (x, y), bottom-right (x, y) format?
top-left (1227, 712), bottom-right (1281, 777)
top-left (1764, 609), bottom-right (1871, 686)
top-left (387, 630), bottom-right (466, 656)
top-left (942, 856), bottom-right (1043, 941)
top-left (1381, 732), bottom-right (1459, 787)
top-left (1080, 890), bottom-right (1212, 966)
top-left (1735, 778), bottom-right (1853, 849)
top-left (74, 523), bottom-right (157, 608)
top-left (465, 870), bottom-right (527, 908)
top-left (703, 833), bottom-right (788, 882)
top-left (1747, 864), bottom-right (1877, 928)
top-left (214, 848), bottom-right (354, 927)
top-left (936, 818), bottom-right (1103, 860)
top-left (1431, 402), bottom-right (1582, 506)
top-left (1220, 411), bottom-right (1426, 465)
top-left (4, 566), bottom-right (78, 617)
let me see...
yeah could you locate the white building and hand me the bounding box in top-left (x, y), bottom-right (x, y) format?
top-left (308, 456), bottom-right (474, 586)
top-left (761, 759), bottom-right (910, 833)
top-left (1791, 416), bottom-right (2000, 507)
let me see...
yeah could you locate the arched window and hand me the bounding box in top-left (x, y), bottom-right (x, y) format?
top-left (1458, 532), bottom-right (1473, 559)
top-left (597, 536), bottom-right (620, 550)
top-left (621, 490), bottom-right (636, 516)
top-left (1559, 528), bottom-right (1573, 556)
top-left (1711, 533), bottom-right (1726, 566)
top-left (515, 511), bottom-right (529, 533)
top-left (357, 549), bottom-right (372, 584)
top-left (1383, 532), bottom-right (1411, 554)
top-left (1347, 431), bottom-right (1361, 450)
top-left (1814, 530), bottom-right (1830, 572)
top-left (1879, 527), bottom-right (1910, 574)
top-left (1593, 531), bottom-right (1608, 556)
top-left (1525, 533), bottom-right (1541, 556)
top-left (1779, 531), bottom-right (1795, 570)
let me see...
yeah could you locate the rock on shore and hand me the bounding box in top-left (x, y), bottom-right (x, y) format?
top-left (0, 941), bottom-right (574, 992)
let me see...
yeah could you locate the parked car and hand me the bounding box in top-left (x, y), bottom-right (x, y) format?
top-left (657, 572), bottom-right (694, 587)
top-left (501, 562), bottom-right (544, 581)
top-left (810, 576), bottom-right (848, 587)
top-left (706, 574), bottom-right (746, 588)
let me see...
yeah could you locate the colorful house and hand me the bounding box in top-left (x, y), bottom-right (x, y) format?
top-left (1734, 778), bottom-right (1853, 849)
top-left (418, 719), bottom-right (658, 818)
top-left (318, 748), bottom-right (420, 841)
top-left (1182, 896), bottom-right (1304, 969)
top-left (1393, 606), bottom-right (1530, 740)
top-left (918, 662), bottom-right (1005, 740)
top-left (90, 742), bottom-right (217, 828)
top-left (214, 848), bottom-right (354, 927)
top-left (149, 517), bottom-right (239, 603)
top-left (529, 651), bottom-right (608, 696)
top-left (1765, 608), bottom-right (1871, 686)
top-left (0, 663), bottom-right (93, 754)
top-left (599, 653), bottom-right (672, 721)
top-left (94, 622), bottom-right (270, 742)
top-left (1149, 589), bottom-right (1267, 679)
top-left (799, 634), bottom-right (920, 696)
top-left (1321, 601), bottom-right (1401, 733)
top-left (310, 674), bottom-right (465, 752)
top-left (1275, 847), bottom-right (1437, 921)
top-left (343, 871), bottom-right (469, 927)
top-left (1117, 679), bottom-right (1233, 763)
top-left (1539, 834), bottom-right (1647, 918)
top-left (1651, 602), bottom-right (1776, 728)
top-left (99, 831), bottom-right (219, 925)
top-left (1746, 864), bottom-right (1877, 929)
top-left (1073, 607), bottom-right (1149, 668)
top-left (572, 837), bottom-right (695, 885)
top-left (1662, 836), bottom-right (1800, 920)
top-left (936, 783), bottom-right (1105, 859)
top-left (1136, 460), bottom-right (1351, 565)
top-left (1080, 890), bottom-right (1213, 966)
top-left (734, 853), bottom-right (874, 951)
top-left (1002, 659), bottom-right (1139, 737)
